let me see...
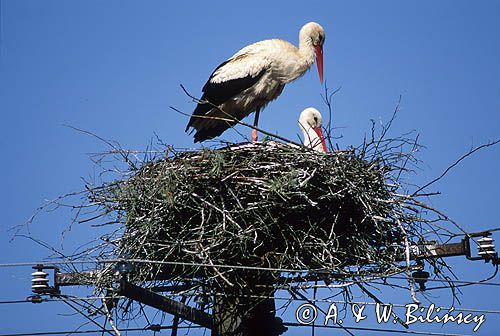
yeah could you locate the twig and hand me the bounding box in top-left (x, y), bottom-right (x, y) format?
top-left (412, 139), bottom-right (500, 196)
top-left (102, 295), bottom-right (121, 336)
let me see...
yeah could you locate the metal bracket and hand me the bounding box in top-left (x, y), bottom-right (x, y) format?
top-left (464, 232), bottom-right (499, 264)
top-left (118, 279), bottom-right (213, 329)
top-left (31, 264), bottom-right (60, 296)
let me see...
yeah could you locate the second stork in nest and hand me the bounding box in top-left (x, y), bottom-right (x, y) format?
top-left (299, 107), bottom-right (327, 153)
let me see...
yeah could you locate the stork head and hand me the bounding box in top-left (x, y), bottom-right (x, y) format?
top-left (300, 22), bottom-right (325, 84)
top-left (298, 107), bottom-right (327, 153)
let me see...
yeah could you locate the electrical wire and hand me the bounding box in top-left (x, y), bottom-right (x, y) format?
top-left (0, 322), bottom-right (478, 336)
top-left (277, 296), bottom-right (500, 316)
top-left (0, 300), bottom-right (33, 304)
top-left (282, 277), bottom-right (500, 288)
top-left (207, 291), bottom-right (500, 316)
top-left (1, 276), bottom-right (495, 335)
top-left (0, 325), bottom-right (202, 336)
top-left (283, 322), bottom-right (474, 336)
top-left (1, 258), bottom-right (499, 286)
top-left (0, 296), bottom-right (125, 305)
top-left (0, 258), bottom-right (314, 272)
top-left (59, 299), bottom-right (114, 336)
top-left (2, 292), bottom-right (500, 317)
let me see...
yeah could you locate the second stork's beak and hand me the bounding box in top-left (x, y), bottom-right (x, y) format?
top-left (313, 126), bottom-right (327, 153)
top-left (315, 45), bottom-right (324, 84)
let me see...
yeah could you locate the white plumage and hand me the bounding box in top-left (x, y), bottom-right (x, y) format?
top-left (186, 22), bottom-right (325, 143)
top-left (299, 107), bottom-right (327, 153)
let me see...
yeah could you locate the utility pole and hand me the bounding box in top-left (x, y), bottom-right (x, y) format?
top-left (212, 272), bottom-right (287, 336)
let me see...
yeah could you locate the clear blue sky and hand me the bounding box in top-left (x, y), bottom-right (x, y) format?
top-left (1, 0), bottom-right (500, 335)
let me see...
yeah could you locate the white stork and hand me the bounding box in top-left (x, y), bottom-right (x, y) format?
top-left (185, 22), bottom-right (325, 143)
top-left (299, 107), bottom-right (327, 153)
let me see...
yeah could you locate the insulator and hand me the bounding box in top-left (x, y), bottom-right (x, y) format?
top-left (29, 295), bottom-right (43, 304)
top-left (478, 236), bottom-right (494, 245)
top-left (412, 270), bottom-right (430, 291)
top-left (477, 237), bottom-right (497, 259)
top-left (31, 270), bottom-right (49, 293)
top-left (148, 324), bottom-right (162, 332)
top-left (115, 261), bottom-right (134, 275)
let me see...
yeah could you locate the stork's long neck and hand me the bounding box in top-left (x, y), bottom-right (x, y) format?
top-left (298, 31), bottom-right (316, 68)
top-left (300, 123), bottom-right (323, 152)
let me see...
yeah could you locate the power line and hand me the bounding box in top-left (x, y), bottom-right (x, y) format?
top-left (0, 261), bottom-right (97, 268)
top-left (0, 322), bottom-right (478, 336)
top-left (0, 292), bottom-right (494, 334)
top-left (1, 258), bottom-right (498, 282)
top-left (0, 325), bottom-right (202, 336)
top-left (199, 291), bottom-right (500, 316)
top-left (0, 300), bottom-right (32, 304)
top-left (2, 292), bottom-right (500, 317)
top-left (0, 258), bottom-right (315, 273)
top-left (2, 258), bottom-right (500, 290)
top-left (0, 322), bottom-right (475, 336)
top-left (0, 296), bottom-right (125, 305)
top-left (59, 299), bottom-right (114, 336)
top-left (274, 296), bottom-right (500, 316)
top-left (283, 322), bottom-right (473, 336)
top-left (286, 277), bottom-right (500, 288)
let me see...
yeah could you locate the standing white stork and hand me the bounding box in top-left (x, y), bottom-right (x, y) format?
top-left (185, 22), bottom-right (325, 143)
top-left (299, 107), bottom-right (327, 153)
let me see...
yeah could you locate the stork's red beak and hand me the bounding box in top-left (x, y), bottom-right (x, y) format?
top-left (313, 127), bottom-right (327, 153)
top-left (315, 45), bottom-right (324, 84)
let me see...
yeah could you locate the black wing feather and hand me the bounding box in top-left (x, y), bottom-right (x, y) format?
top-left (185, 59), bottom-right (266, 135)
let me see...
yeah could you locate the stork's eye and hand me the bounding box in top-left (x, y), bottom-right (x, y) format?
top-left (314, 116), bottom-right (318, 122)
top-left (316, 34), bottom-right (324, 45)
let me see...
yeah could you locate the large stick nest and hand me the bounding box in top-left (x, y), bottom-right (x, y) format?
top-left (121, 142), bottom-right (397, 266)
top-left (86, 135), bottom-right (437, 289)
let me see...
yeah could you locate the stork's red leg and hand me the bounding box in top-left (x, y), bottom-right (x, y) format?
top-left (252, 108), bottom-right (260, 142)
